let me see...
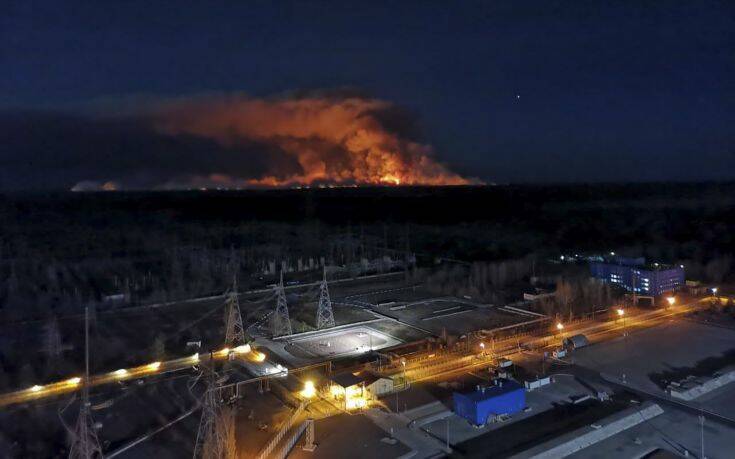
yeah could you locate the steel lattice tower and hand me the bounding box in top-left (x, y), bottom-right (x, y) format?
top-left (68, 307), bottom-right (102, 459)
top-left (193, 365), bottom-right (236, 459)
top-left (316, 267), bottom-right (335, 329)
top-left (224, 276), bottom-right (247, 348)
top-left (272, 271), bottom-right (292, 337)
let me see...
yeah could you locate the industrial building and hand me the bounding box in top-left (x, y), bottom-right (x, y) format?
top-left (328, 371), bottom-right (393, 410)
top-left (589, 256), bottom-right (684, 296)
top-left (453, 379), bottom-right (525, 426)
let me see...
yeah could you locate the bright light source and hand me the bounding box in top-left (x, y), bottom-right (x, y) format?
top-left (712, 287), bottom-right (718, 295)
top-left (67, 377), bottom-right (82, 385)
top-left (616, 308), bottom-right (625, 316)
top-left (233, 344), bottom-right (251, 354)
top-left (610, 251), bottom-right (615, 256)
top-left (560, 255), bottom-right (565, 261)
top-left (147, 362), bottom-right (161, 371)
top-left (113, 369), bottom-right (128, 377)
top-left (346, 396), bottom-right (367, 410)
top-left (556, 322), bottom-right (564, 330)
top-left (300, 380), bottom-right (316, 398)
top-left (191, 352), bottom-right (200, 363)
top-left (29, 385), bottom-right (43, 392)
top-left (666, 297), bottom-right (675, 306)
top-left (479, 342), bottom-right (485, 349)
top-left (218, 347), bottom-right (231, 356)
top-left (253, 351), bottom-right (266, 362)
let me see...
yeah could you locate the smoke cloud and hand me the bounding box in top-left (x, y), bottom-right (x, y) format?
top-left (150, 92), bottom-right (476, 187)
top-left (0, 91), bottom-right (477, 191)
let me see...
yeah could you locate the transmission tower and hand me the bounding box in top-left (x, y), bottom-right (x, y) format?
top-left (224, 276), bottom-right (247, 348)
top-left (68, 307), bottom-right (102, 459)
top-left (193, 365), bottom-right (236, 459)
top-left (316, 267), bottom-right (335, 330)
top-left (272, 271), bottom-right (292, 337)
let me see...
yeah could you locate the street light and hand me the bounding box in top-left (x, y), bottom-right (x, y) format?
top-left (617, 308), bottom-right (627, 337)
top-left (666, 297), bottom-right (675, 308)
top-left (712, 287), bottom-right (718, 297)
top-left (479, 342), bottom-right (485, 356)
top-left (556, 322), bottom-right (564, 346)
top-left (300, 380), bottom-right (316, 398)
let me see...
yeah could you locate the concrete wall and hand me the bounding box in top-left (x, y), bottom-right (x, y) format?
top-left (512, 402), bottom-right (664, 459)
top-left (669, 370), bottom-right (735, 400)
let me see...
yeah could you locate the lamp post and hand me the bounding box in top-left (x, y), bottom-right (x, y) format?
top-left (666, 296), bottom-right (675, 310)
top-left (479, 342), bottom-right (485, 357)
top-left (397, 358), bottom-right (407, 413)
top-left (556, 322), bottom-right (564, 346)
top-left (617, 308), bottom-right (626, 337)
top-left (712, 287), bottom-right (718, 300)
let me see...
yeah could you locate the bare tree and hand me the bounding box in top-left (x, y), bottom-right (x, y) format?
top-left (43, 316), bottom-right (63, 362)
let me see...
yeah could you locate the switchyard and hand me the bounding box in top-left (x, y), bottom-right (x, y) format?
top-left (283, 325), bottom-right (401, 361)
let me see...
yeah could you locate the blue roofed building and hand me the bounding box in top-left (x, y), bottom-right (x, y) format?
top-left (452, 379), bottom-right (525, 426)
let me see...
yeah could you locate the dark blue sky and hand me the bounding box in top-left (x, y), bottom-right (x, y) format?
top-left (1, 1), bottom-right (734, 188)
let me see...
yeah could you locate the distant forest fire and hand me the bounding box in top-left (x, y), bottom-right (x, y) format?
top-left (153, 92), bottom-right (476, 188)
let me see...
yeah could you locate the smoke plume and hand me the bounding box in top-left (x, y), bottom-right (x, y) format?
top-left (150, 92), bottom-right (475, 187)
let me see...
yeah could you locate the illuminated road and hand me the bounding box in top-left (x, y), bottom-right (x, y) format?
top-left (0, 298), bottom-right (704, 409)
top-left (395, 300), bottom-right (700, 385)
top-left (0, 344), bottom-right (263, 409)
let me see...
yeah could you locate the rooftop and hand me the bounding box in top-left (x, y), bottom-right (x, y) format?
top-left (456, 379), bottom-right (524, 403)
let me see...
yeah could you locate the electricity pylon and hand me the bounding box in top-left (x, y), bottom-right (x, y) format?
top-left (193, 365), bottom-right (236, 459)
top-left (224, 276), bottom-right (247, 348)
top-left (69, 307), bottom-right (102, 459)
top-left (272, 271), bottom-right (292, 337)
top-left (316, 267), bottom-right (335, 330)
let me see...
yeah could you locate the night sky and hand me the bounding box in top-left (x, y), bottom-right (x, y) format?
top-left (1, 1), bottom-right (734, 190)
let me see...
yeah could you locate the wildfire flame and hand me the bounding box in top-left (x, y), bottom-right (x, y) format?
top-left (153, 93), bottom-right (477, 188)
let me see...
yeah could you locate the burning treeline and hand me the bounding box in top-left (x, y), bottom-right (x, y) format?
top-left (153, 93), bottom-right (475, 187)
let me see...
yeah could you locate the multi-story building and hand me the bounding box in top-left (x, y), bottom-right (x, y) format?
top-left (590, 257), bottom-right (684, 296)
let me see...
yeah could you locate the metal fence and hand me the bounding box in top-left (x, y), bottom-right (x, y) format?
top-left (255, 401), bottom-right (306, 459)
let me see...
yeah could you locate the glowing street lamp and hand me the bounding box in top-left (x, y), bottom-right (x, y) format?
top-left (556, 322), bottom-right (565, 345)
top-left (666, 297), bottom-right (675, 308)
top-left (29, 385), bottom-right (43, 393)
top-left (712, 287), bottom-right (718, 298)
top-left (617, 308), bottom-right (627, 337)
top-left (300, 380), bottom-right (316, 398)
top-left (479, 342), bottom-right (485, 356)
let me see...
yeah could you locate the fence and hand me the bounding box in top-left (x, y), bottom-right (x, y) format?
top-left (255, 401), bottom-right (306, 459)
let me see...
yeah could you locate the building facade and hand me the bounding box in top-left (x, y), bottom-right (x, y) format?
top-left (453, 379), bottom-right (525, 426)
top-left (590, 257), bottom-right (684, 296)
